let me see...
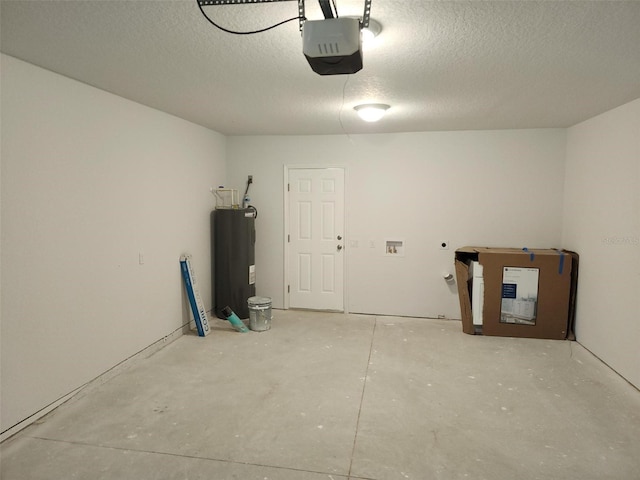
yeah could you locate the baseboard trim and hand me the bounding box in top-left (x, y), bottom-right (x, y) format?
top-left (1, 324), bottom-right (187, 443)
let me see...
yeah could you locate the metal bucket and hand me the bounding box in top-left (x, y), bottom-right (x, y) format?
top-left (248, 296), bottom-right (272, 332)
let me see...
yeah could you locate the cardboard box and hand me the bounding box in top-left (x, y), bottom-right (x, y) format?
top-left (454, 247), bottom-right (579, 340)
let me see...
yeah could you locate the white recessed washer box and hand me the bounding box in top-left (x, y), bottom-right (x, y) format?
top-left (384, 239), bottom-right (404, 256)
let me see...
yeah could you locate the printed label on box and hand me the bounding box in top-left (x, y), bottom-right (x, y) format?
top-left (501, 267), bottom-right (539, 325)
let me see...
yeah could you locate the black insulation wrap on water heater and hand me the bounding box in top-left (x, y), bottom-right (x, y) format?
top-left (212, 209), bottom-right (256, 319)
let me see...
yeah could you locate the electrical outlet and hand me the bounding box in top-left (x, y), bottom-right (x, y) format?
top-left (439, 241), bottom-right (449, 250)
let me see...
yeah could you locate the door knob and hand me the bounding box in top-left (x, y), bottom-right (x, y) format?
top-left (337, 245), bottom-right (343, 251)
top-left (337, 235), bottom-right (342, 240)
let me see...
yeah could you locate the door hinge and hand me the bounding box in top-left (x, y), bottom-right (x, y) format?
top-left (287, 183), bottom-right (290, 192)
top-left (288, 285), bottom-right (290, 293)
top-left (288, 234), bottom-right (290, 242)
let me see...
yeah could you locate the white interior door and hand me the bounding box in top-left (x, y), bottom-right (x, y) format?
top-left (287, 168), bottom-right (344, 311)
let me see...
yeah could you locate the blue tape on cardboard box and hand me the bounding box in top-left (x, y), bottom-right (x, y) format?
top-left (180, 254), bottom-right (210, 337)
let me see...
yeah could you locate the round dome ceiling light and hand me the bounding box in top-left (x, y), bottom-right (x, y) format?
top-left (354, 103), bottom-right (390, 122)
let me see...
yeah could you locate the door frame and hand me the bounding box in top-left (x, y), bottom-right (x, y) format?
top-left (283, 164), bottom-right (348, 312)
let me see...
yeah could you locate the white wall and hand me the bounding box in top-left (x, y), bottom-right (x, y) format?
top-left (0, 55), bottom-right (225, 433)
top-left (2, 50), bottom-right (636, 435)
top-left (226, 129), bottom-right (567, 318)
top-left (562, 99), bottom-right (640, 389)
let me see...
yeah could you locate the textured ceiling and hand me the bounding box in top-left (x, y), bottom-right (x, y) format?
top-left (2, 0), bottom-right (640, 135)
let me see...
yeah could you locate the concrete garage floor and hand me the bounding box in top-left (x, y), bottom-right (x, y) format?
top-left (2, 310), bottom-right (640, 480)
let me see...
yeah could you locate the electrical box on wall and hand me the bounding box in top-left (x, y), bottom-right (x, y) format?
top-left (385, 240), bottom-right (404, 256)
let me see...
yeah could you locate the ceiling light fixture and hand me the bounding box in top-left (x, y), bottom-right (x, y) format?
top-left (354, 103), bottom-right (390, 122)
top-left (361, 18), bottom-right (382, 43)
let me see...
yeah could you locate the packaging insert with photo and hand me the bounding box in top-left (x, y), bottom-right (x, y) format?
top-left (501, 267), bottom-right (539, 325)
